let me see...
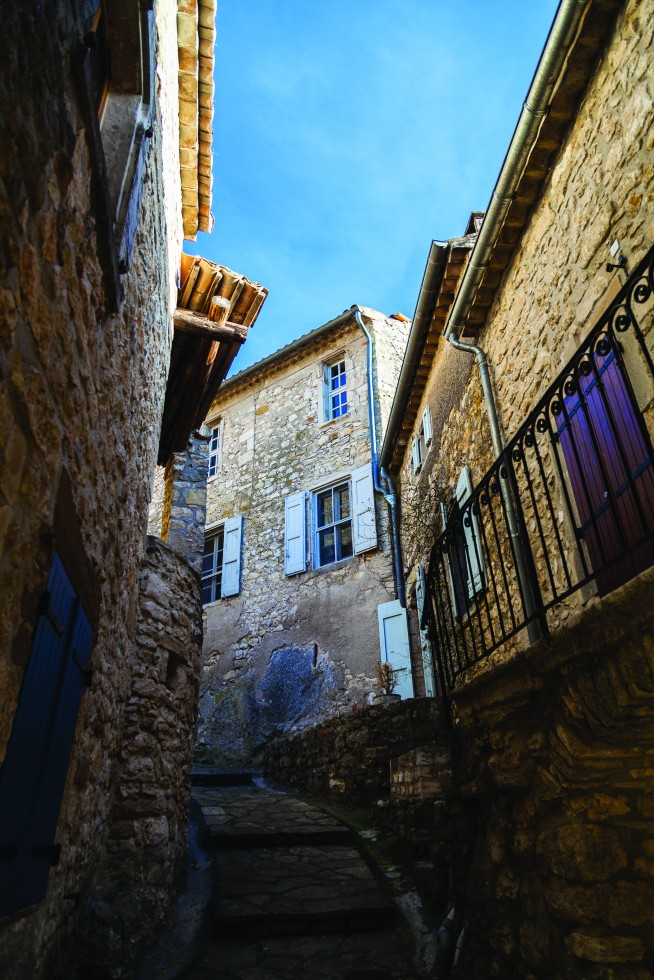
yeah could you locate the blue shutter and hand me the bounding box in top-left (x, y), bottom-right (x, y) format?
top-left (0, 553), bottom-right (92, 916)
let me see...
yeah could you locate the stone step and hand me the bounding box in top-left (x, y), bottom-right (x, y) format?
top-left (191, 766), bottom-right (255, 787)
top-left (188, 932), bottom-right (418, 978)
top-left (213, 845), bottom-right (397, 940)
top-left (193, 785), bottom-right (352, 849)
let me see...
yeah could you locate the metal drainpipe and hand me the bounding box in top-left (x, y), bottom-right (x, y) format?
top-left (352, 306), bottom-right (406, 608)
top-left (447, 333), bottom-right (542, 641)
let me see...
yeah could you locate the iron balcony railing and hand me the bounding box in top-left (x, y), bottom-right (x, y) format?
top-left (424, 244), bottom-right (654, 693)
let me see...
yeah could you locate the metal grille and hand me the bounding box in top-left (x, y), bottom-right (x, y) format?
top-left (424, 246), bottom-right (654, 693)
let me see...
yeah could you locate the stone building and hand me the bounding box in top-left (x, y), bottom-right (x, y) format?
top-left (378, 0), bottom-right (654, 974)
top-left (194, 306), bottom-right (413, 765)
top-left (0, 2), bottom-right (262, 977)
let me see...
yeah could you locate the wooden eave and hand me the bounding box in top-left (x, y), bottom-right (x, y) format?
top-left (157, 253), bottom-right (268, 464)
top-left (157, 315), bottom-right (247, 464)
top-left (388, 242), bottom-right (473, 473)
top-left (461, 0), bottom-right (623, 338)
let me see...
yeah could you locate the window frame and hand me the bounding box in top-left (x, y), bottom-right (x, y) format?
top-left (313, 480), bottom-right (354, 568)
top-left (207, 422), bottom-right (222, 479)
top-left (322, 356), bottom-right (349, 422)
top-left (412, 407), bottom-right (433, 475)
top-left (202, 525), bottom-right (225, 605)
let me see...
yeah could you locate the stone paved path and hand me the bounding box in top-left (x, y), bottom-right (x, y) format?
top-left (182, 773), bottom-right (420, 979)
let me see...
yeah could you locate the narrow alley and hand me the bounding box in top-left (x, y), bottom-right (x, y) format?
top-left (143, 768), bottom-right (435, 980)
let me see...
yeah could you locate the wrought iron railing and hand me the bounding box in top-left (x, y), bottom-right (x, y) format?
top-left (424, 245), bottom-right (654, 693)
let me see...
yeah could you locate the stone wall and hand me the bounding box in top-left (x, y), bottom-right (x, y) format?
top-left (195, 309), bottom-right (411, 765)
top-left (265, 697), bottom-right (448, 806)
top-left (161, 430), bottom-right (210, 573)
top-left (0, 1), bottom-right (183, 975)
top-left (79, 538), bottom-right (203, 976)
top-left (448, 564), bottom-right (654, 979)
top-left (264, 567), bottom-right (654, 977)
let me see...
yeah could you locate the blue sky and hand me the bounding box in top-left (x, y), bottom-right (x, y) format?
top-left (187, 1), bottom-right (559, 372)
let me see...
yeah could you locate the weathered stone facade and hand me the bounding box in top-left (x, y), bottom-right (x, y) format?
top-left (399, 0), bottom-right (654, 623)
top-left (196, 307), bottom-right (411, 764)
top-left (0, 2), bottom-right (211, 976)
top-left (380, 0), bottom-right (654, 975)
top-left (81, 537), bottom-right (203, 976)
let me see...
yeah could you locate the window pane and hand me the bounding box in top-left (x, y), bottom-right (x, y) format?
top-left (202, 581), bottom-right (214, 604)
top-left (317, 490), bottom-right (333, 528)
top-left (334, 485), bottom-right (350, 520)
top-left (338, 523), bottom-right (353, 559)
top-left (319, 528), bottom-right (335, 565)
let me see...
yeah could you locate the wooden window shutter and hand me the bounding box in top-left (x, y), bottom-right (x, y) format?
top-left (351, 463), bottom-right (378, 554)
top-left (221, 516), bottom-right (243, 597)
top-left (0, 552), bottom-right (93, 917)
top-left (285, 492), bottom-right (307, 575)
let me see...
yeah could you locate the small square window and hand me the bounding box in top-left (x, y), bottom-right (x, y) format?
top-left (323, 359), bottom-right (348, 421)
top-left (315, 482), bottom-right (353, 566)
top-left (202, 527), bottom-right (225, 604)
top-left (207, 424), bottom-right (221, 478)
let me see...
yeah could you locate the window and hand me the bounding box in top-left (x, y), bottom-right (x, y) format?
top-left (411, 407), bottom-right (432, 474)
top-left (207, 424), bottom-right (221, 478)
top-left (315, 482), bottom-right (353, 566)
top-left (202, 516), bottom-right (243, 603)
top-left (284, 465), bottom-right (377, 574)
top-left (202, 527), bottom-right (224, 604)
top-left (323, 358), bottom-right (348, 420)
top-left (76, 1), bottom-right (155, 307)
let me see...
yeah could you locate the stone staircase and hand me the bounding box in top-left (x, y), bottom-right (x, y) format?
top-left (184, 769), bottom-right (420, 979)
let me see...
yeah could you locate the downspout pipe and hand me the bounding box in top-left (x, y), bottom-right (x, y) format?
top-left (352, 306), bottom-right (406, 608)
top-left (443, 0), bottom-right (589, 639)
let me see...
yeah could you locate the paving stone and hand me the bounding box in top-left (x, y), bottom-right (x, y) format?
top-left (184, 775), bottom-right (419, 978)
top-left (194, 785), bottom-right (351, 847)
top-left (214, 845), bottom-right (395, 937)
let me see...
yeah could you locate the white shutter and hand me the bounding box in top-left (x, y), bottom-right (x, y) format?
top-left (221, 515), bottom-right (243, 597)
top-left (456, 466), bottom-right (485, 597)
top-left (351, 464), bottom-right (377, 554)
top-left (322, 364), bottom-right (331, 422)
top-left (285, 491), bottom-right (306, 574)
top-left (411, 436), bottom-right (421, 473)
top-left (377, 600), bottom-right (414, 700)
top-left (416, 563), bottom-right (436, 697)
top-left (422, 406), bottom-right (433, 445)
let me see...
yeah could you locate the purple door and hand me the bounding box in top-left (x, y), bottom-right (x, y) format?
top-left (556, 339), bottom-right (654, 596)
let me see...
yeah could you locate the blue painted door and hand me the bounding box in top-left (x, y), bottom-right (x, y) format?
top-left (0, 553), bottom-right (93, 917)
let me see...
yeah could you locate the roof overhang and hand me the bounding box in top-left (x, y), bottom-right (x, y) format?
top-left (380, 235), bottom-right (476, 473)
top-left (157, 254), bottom-right (268, 464)
top-left (460, 0), bottom-right (622, 336)
top-left (177, 0), bottom-right (215, 240)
